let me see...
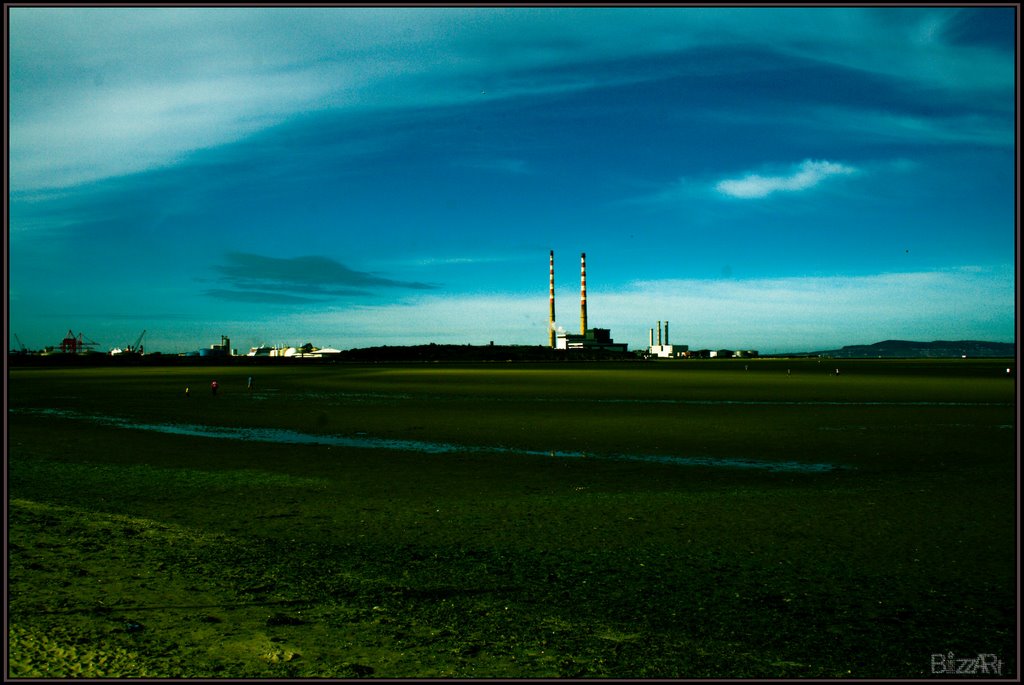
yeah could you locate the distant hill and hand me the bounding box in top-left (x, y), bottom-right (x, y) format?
top-left (809, 340), bottom-right (1015, 359)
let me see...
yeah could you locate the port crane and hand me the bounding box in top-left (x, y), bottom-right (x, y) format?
top-left (59, 330), bottom-right (99, 354)
top-left (14, 334), bottom-right (28, 353)
top-left (124, 329), bottom-right (146, 354)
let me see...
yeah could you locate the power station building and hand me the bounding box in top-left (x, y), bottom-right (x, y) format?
top-left (557, 327), bottom-right (628, 352)
top-left (648, 320), bottom-right (688, 358)
top-left (549, 251), bottom-right (628, 353)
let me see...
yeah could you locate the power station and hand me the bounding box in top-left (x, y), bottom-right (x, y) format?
top-left (649, 320), bottom-right (688, 358)
top-left (548, 251), bottom-right (628, 353)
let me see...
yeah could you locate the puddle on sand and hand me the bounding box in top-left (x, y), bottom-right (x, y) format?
top-left (13, 408), bottom-right (846, 474)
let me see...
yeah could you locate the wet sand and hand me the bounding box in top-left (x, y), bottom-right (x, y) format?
top-left (7, 361), bottom-right (1017, 677)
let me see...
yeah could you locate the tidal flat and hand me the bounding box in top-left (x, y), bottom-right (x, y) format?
top-left (6, 359), bottom-right (1017, 678)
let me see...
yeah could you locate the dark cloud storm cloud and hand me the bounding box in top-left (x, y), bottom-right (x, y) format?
top-left (208, 252), bottom-right (437, 304)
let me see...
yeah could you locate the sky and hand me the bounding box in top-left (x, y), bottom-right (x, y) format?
top-left (7, 6), bottom-right (1018, 354)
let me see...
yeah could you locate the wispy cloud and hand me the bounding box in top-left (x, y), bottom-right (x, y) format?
top-left (714, 160), bottom-right (858, 199)
top-left (203, 289), bottom-right (326, 305)
top-left (599, 266), bottom-right (1014, 350)
top-left (207, 252), bottom-right (437, 304)
top-left (9, 7), bottom-right (1012, 192)
top-left (681, 103), bottom-right (1013, 150)
top-left (49, 264), bottom-right (1011, 353)
top-left (811, 107), bottom-right (1014, 148)
top-left (409, 255), bottom-right (523, 267)
top-left (458, 157), bottom-right (531, 175)
top-left (273, 265), bottom-right (1014, 353)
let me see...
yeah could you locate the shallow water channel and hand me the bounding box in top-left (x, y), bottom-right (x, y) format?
top-left (16, 408), bottom-right (846, 474)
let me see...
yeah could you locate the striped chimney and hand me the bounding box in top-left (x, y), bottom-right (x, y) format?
top-left (664, 321), bottom-right (669, 346)
top-left (658, 321), bottom-right (662, 347)
top-left (549, 250), bottom-right (556, 348)
top-left (580, 252), bottom-right (588, 334)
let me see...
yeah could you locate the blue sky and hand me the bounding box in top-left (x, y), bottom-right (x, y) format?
top-left (7, 6), bottom-right (1017, 354)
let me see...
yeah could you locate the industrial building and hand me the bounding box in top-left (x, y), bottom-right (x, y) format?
top-left (557, 327), bottom-right (628, 352)
top-left (549, 251), bottom-right (628, 353)
top-left (710, 349), bottom-right (759, 358)
top-left (648, 320), bottom-right (688, 358)
top-left (198, 335), bottom-right (233, 357)
top-left (247, 343), bottom-right (341, 358)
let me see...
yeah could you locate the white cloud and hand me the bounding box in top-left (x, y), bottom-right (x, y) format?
top-left (8, 7), bottom-right (1013, 192)
top-left (596, 267), bottom-right (1014, 351)
top-left (33, 265), bottom-right (1010, 354)
top-left (224, 266), bottom-right (1014, 355)
top-left (715, 160), bottom-right (858, 200)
